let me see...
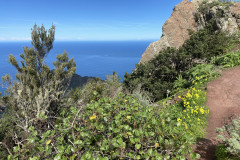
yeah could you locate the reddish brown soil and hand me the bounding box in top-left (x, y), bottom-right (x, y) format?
top-left (195, 66), bottom-right (240, 160)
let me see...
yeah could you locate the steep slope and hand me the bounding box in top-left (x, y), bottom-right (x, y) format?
top-left (140, 0), bottom-right (240, 63)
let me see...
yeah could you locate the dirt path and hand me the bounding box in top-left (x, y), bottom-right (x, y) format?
top-left (195, 66), bottom-right (240, 160)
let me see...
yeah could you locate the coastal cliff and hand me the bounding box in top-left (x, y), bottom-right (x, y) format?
top-left (140, 0), bottom-right (240, 63)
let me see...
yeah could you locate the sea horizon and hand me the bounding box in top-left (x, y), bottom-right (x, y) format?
top-left (0, 40), bottom-right (154, 93)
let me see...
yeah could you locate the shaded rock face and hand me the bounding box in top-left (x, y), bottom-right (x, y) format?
top-left (140, 0), bottom-right (240, 63)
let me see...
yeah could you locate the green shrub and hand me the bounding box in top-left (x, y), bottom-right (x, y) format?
top-left (215, 144), bottom-right (231, 160)
top-left (183, 28), bottom-right (238, 61)
top-left (217, 117), bottom-right (240, 159)
top-left (211, 51), bottom-right (240, 68)
top-left (124, 47), bottom-right (192, 101)
top-left (173, 75), bottom-right (188, 91)
top-left (10, 91), bottom-right (209, 159)
top-left (187, 64), bottom-right (220, 83)
top-left (0, 112), bottom-right (19, 159)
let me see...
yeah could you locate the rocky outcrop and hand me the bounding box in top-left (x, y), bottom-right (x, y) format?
top-left (140, 0), bottom-right (240, 63)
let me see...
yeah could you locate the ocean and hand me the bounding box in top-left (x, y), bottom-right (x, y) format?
top-left (0, 40), bottom-right (153, 94)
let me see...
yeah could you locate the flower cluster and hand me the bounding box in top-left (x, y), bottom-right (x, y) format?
top-left (177, 86), bottom-right (209, 135)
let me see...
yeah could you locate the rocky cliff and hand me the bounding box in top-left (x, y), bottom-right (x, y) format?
top-left (140, 0), bottom-right (240, 63)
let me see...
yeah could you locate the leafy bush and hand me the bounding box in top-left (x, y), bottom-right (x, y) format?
top-left (211, 50), bottom-right (240, 68)
top-left (187, 64), bottom-right (220, 83)
top-left (183, 27), bottom-right (238, 61)
top-left (124, 47), bottom-right (192, 101)
top-left (9, 90), bottom-right (209, 159)
top-left (173, 75), bottom-right (188, 90)
top-left (216, 118), bottom-right (240, 159)
top-left (215, 144), bottom-right (232, 160)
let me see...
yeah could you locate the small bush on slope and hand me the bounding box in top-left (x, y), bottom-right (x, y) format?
top-left (211, 50), bottom-right (240, 68)
top-left (124, 47), bottom-right (192, 101)
top-left (216, 118), bottom-right (240, 159)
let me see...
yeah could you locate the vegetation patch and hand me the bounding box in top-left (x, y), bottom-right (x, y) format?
top-left (124, 23), bottom-right (238, 102)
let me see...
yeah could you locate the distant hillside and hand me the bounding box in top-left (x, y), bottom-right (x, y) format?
top-left (68, 73), bottom-right (95, 90)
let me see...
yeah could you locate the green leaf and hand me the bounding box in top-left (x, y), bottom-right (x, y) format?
top-left (147, 148), bottom-right (153, 156)
top-left (71, 147), bottom-right (77, 152)
top-left (37, 146), bottom-right (44, 153)
top-left (70, 154), bottom-right (77, 160)
top-left (29, 157), bottom-right (40, 160)
top-left (56, 145), bottom-right (65, 153)
top-left (8, 155), bottom-right (13, 160)
top-left (54, 153), bottom-right (62, 160)
top-left (13, 146), bottom-right (20, 153)
top-left (196, 154), bottom-right (201, 159)
top-left (135, 144), bottom-right (141, 150)
top-left (155, 154), bottom-right (163, 160)
top-left (81, 151), bottom-right (92, 160)
top-left (74, 140), bottom-right (83, 145)
top-left (45, 145), bottom-right (52, 156)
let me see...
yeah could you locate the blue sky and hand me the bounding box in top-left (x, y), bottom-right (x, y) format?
top-left (0, 0), bottom-right (184, 41)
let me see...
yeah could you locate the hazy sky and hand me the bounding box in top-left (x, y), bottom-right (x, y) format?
top-left (0, 0), bottom-right (184, 41)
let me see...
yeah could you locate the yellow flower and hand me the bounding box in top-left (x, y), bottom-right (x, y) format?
top-left (124, 100), bottom-right (128, 102)
top-left (195, 94), bottom-right (199, 99)
top-left (200, 108), bottom-right (205, 114)
top-left (90, 114), bottom-right (97, 120)
top-left (177, 118), bottom-right (182, 122)
top-left (126, 116), bottom-right (131, 120)
top-left (177, 118), bottom-right (182, 126)
top-left (155, 143), bottom-right (160, 148)
top-left (187, 93), bottom-right (191, 98)
top-left (191, 109), bottom-right (194, 114)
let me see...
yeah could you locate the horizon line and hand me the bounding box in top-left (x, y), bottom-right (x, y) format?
top-left (0, 39), bottom-right (158, 42)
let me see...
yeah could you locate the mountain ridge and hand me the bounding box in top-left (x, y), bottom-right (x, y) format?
top-left (140, 0), bottom-right (240, 63)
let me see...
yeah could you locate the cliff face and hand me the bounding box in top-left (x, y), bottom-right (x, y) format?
top-left (140, 0), bottom-right (240, 63)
